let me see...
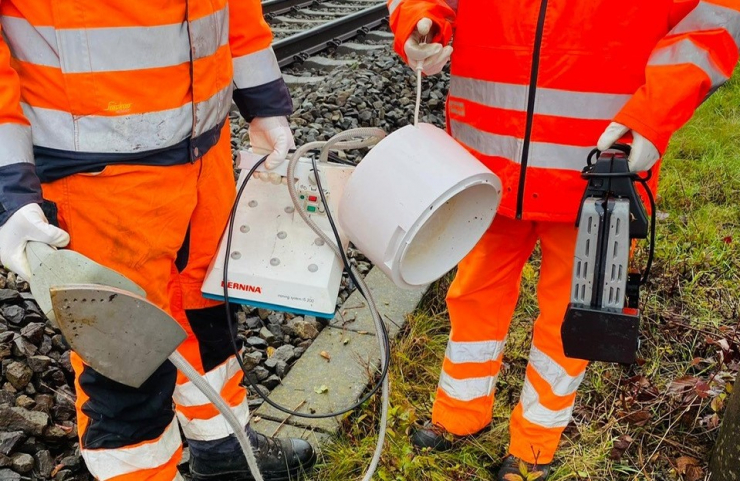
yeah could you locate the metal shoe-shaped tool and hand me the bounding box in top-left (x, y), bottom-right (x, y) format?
top-left (50, 285), bottom-right (187, 388)
top-left (26, 242), bottom-right (145, 324)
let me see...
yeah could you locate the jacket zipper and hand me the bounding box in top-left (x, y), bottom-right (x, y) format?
top-left (185, 0), bottom-right (198, 162)
top-left (515, 0), bottom-right (549, 219)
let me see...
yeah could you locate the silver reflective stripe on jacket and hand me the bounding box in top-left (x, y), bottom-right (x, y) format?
top-left (449, 76), bottom-right (630, 120)
top-left (1, 18), bottom-right (59, 68)
top-left (194, 84), bottom-right (233, 137)
top-left (21, 103), bottom-right (193, 153)
top-left (450, 120), bottom-right (590, 171)
top-left (0, 124), bottom-right (34, 167)
top-left (649, 37), bottom-right (729, 89)
top-left (2, 7), bottom-right (228, 73)
top-left (671, 0), bottom-right (740, 48)
top-left (232, 47), bottom-right (283, 89)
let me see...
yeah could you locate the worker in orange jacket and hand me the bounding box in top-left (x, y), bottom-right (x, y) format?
top-left (0, 1), bottom-right (315, 480)
top-left (388, 0), bottom-right (740, 478)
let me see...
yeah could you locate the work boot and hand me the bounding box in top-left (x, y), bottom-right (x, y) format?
top-left (189, 431), bottom-right (316, 481)
top-left (496, 455), bottom-right (551, 481)
top-left (410, 422), bottom-right (456, 451)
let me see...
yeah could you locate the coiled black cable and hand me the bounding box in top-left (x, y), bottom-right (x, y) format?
top-left (222, 154), bottom-right (391, 419)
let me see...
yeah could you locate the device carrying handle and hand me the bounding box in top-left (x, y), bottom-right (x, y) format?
top-left (586, 143), bottom-right (631, 166)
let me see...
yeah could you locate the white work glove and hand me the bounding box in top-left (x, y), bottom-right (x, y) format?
top-left (404, 18), bottom-right (453, 76)
top-left (0, 203), bottom-right (70, 280)
top-left (249, 116), bottom-right (296, 170)
top-left (597, 122), bottom-right (660, 172)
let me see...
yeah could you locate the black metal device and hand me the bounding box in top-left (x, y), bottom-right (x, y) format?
top-left (562, 145), bottom-right (653, 364)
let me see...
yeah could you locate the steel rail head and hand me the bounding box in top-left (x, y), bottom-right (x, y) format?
top-left (272, 3), bottom-right (388, 67)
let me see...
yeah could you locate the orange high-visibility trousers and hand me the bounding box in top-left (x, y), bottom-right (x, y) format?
top-left (41, 125), bottom-right (246, 481)
top-left (432, 215), bottom-right (587, 465)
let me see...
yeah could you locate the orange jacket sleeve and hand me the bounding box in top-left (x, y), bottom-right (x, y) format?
top-left (387, 0), bottom-right (456, 63)
top-left (228, 0), bottom-right (292, 120)
top-left (615, 0), bottom-right (740, 153)
top-left (0, 10), bottom-right (42, 226)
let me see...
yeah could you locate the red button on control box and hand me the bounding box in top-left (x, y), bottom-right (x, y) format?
top-left (308, 195), bottom-right (318, 202)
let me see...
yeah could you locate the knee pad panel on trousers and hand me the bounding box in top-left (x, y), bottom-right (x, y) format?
top-left (186, 305), bottom-right (244, 372)
top-left (79, 360), bottom-right (177, 449)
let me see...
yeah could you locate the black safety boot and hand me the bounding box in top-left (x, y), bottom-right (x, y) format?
top-left (496, 455), bottom-right (551, 481)
top-left (189, 431), bottom-right (317, 481)
top-left (410, 422), bottom-right (456, 451)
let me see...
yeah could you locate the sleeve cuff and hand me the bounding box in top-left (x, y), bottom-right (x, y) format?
top-left (233, 78), bottom-right (293, 121)
top-left (0, 163), bottom-right (43, 226)
top-left (613, 110), bottom-right (668, 155)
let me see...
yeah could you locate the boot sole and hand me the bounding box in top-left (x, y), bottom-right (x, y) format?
top-left (190, 451), bottom-right (318, 481)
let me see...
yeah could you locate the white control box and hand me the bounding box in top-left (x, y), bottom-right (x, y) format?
top-left (201, 151), bottom-right (354, 318)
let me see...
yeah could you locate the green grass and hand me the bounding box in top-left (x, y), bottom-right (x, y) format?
top-left (310, 76), bottom-right (740, 480)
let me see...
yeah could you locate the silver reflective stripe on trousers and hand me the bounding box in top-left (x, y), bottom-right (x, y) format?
top-left (438, 371), bottom-right (496, 402)
top-left (1, 17), bottom-right (59, 68)
top-left (21, 102), bottom-right (193, 153)
top-left (82, 419), bottom-right (181, 480)
top-left (519, 379), bottom-right (573, 429)
top-left (232, 47), bottom-right (283, 89)
top-left (177, 396), bottom-right (250, 441)
top-left (449, 76), bottom-right (631, 120)
top-left (527, 345), bottom-right (585, 397)
top-left (671, 1), bottom-right (740, 49)
top-left (0, 124), bottom-right (34, 167)
top-left (450, 120), bottom-right (591, 171)
top-left (5, 7), bottom-right (228, 73)
top-left (649, 37), bottom-right (729, 89)
top-left (445, 339), bottom-right (506, 364)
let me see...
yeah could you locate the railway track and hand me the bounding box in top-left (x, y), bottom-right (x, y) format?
top-left (264, 0), bottom-right (389, 67)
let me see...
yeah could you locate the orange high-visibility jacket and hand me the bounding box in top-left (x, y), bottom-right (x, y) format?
top-left (389, 0), bottom-right (740, 222)
top-left (0, 0), bottom-right (291, 225)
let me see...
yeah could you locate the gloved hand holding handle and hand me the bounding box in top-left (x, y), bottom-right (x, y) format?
top-left (249, 116), bottom-right (296, 170)
top-left (597, 122), bottom-right (660, 172)
top-left (0, 203), bottom-right (70, 279)
top-left (405, 18), bottom-right (453, 76)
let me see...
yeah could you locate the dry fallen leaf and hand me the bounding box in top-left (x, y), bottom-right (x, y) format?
top-left (676, 456), bottom-right (699, 474)
top-left (609, 434), bottom-right (634, 461)
top-left (267, 346), bottom-right (276, 358)
top-left (624, 410), bottom-right (651, 426)
top-left (711, 395), bottom-right (725, 413)
top-left (320, 351), bottom-right (331, 362)
top-left (686, 466), bottom-right (704, 481)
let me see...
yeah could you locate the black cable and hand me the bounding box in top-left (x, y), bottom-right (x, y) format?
top-left (635, 176), bottom-right (657, 286)
top-left (222, 153), bottom-right (390, 419)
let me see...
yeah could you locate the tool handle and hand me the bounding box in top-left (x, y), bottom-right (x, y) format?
top-left (26, 241), bottom-right (57, 266)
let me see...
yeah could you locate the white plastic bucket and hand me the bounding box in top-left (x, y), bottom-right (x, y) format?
top-left (338, 123), bottom-right (502, 289)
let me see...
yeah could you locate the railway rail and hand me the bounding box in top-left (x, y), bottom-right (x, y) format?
top-left (263, 0), bottom-right (389, 67)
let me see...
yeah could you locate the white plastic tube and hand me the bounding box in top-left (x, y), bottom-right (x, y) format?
top-left (168, 351), bottom-right (264, 481)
